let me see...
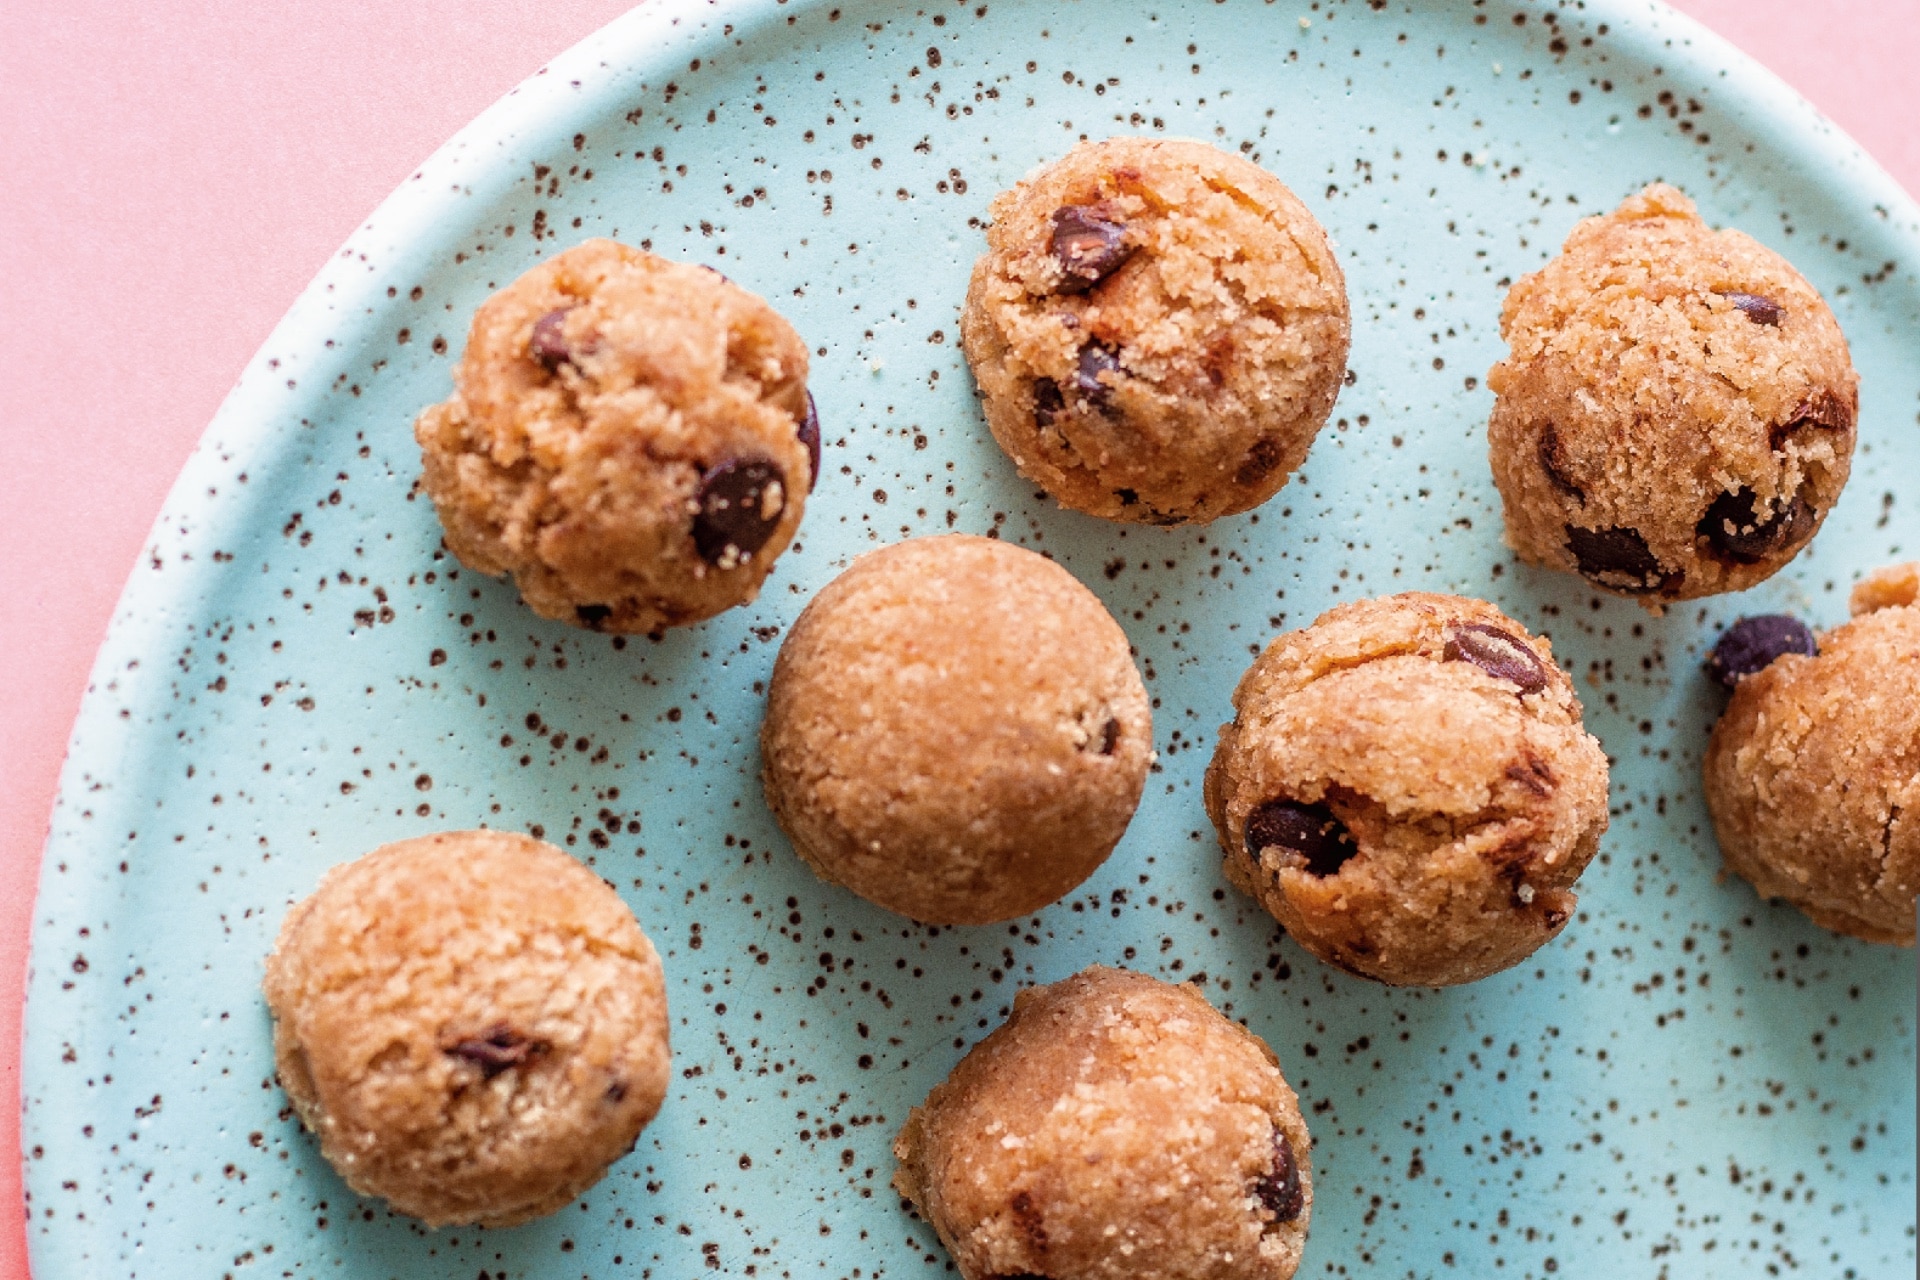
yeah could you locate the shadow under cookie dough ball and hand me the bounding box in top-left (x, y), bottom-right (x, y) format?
top-left (1488, 184), bottom-right (1857, 607)
top-left (1703, 563), bottom-right (1920, 944)
top-left (415, 238), bottom-right (816, 634)
top-left (894, 966), bottom-right (1313, 1280)
top-left (761, 535), bottom-right (1150, 924)
top-left (262, 830), bottom-right (671, 1227)
top-left (962, 136), bottom-right (1350, 526)
top-left (1205, 593), bottom-right (1610, 987)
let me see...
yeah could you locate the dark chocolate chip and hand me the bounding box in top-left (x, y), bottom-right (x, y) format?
top-left (1444, 623), bottom-right (1549, 694)
top-left (692, 457), bottom-right (787, 566)
top-left (1697, 486), bottom-right (1813, 564)
top-left (797, 393), bottom-right (821, 484)
top-left (1705, 614), bottom-right (1816, 689)
top-left (1770, 388), bottom-right (1856, 448)
top-left (1099, 718), bottom-right (1120, 755)
top-left (1537, 425), bottom-right (1583, 500)
top-left (1565, 524), bottom-right (1667, 590)
top-left (1244, 799), bottom-right (1357, 878)
top-left (575, 603), bottom-right (614, 630)
top-left (1114, 488), bottom-right (1140, 507)
top-left (1234, 436), bottom-right (1285, 487)
top-left (529, 308), bottom-right (574, 371)
top-left (1032, 377), bottom-right (1065, 428)
top-left (1253, 1128), bottom-right (1305, 1223)
top-left (1075, 342), bottom-right (1122, 403)
top-left (1718, 290), bottom-right (1782, 326)
top-left (447, 1026), bottom-right (546, 1080)
top-left (1049, 205), bottom-right (1136, 293)
top-left (605, 1079), bottom-right (629, 1103)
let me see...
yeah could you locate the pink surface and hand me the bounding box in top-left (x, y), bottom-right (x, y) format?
top-left (2, 2), bottom-right (1916, 1274)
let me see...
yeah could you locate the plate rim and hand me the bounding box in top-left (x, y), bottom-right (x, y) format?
top-left (22, 0), bottom-right (1920, 1272)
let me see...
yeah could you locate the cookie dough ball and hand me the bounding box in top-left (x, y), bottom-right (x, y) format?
top-left (1488, 184), bottom-right (1857, 606)
top-left (262, 830), bottom-right (671, 1227)
top-left (1702, 564), bottom-right (1920, 943)
top-left (1204, 593), bottom-right (1611, 986)
top-left (894, 967), bottom-right (1313, 1280)
top-left (415, 238), bottom-right (816, 633)
top-left (962, 137), bottom-right (1350, 526)
top-left (761, 536), bottom-right (1151, 924)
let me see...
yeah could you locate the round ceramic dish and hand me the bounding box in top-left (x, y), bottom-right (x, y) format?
top-left (24, 1), bottom-right (1918, 1276)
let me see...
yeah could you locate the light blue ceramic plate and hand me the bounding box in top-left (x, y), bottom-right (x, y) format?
top-left (24, 1), bottom-right (1918, 1276)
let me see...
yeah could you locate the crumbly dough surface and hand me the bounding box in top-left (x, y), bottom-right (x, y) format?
top-left (415, 238), bottom-right (813, 633)
top-left (1488, 184), bottom-right (1857, 606)
top-left (761, 535), bottom-right (1150, 924)
top-left (894, 967), bottom-right (1313, 1280)
top-left (962, 137), bottom-right (1350, 526)
top-left (1204, 593), bottom-right (1611, 987)
top-left (262, 830), bottom-right (671, 1227)
top-left (1703, 563), bottom-right (1920, 944)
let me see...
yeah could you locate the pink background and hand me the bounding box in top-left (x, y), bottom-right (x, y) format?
top-left (3, 2), bottom-right (1916, 1272)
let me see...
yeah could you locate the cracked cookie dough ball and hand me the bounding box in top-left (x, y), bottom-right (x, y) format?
top-left (894, 966), bottom-right (1313, 1280)
top-left (961, 137), bottom-right (1350, 526)
top-left (1204, 593), bottom-right (1610, 987)
top-left (262, 830), bottom-right (671, 1227)
top-left (1488, 184), bottom-right (1857, 607)
top-left (761, 535), bottom-right (1151, 924)
top-left (1702, 564), bottom-right (1920, 944)
top-left (415, 238), bottom-right (817, 634)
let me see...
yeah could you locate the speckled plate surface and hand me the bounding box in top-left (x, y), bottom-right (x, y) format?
top-left (23, 1), bottom-right (1919, 1276)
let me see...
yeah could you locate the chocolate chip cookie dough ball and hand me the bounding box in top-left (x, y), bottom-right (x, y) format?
top-left (894, 967), bottom-right (1313, 1280)
top-left (415, 238), bottom-right (816, 634)
top-left (761, 536), bottom-right (1151, 924)
top-left (1488, 184), bottom-right (1857, 606)
top-left (1204, 593), bottom-right (1610, 986)
top-left (1702, 564), bottom-right (1920, 944)
top-left (962, 137), bottom-right (1350, 526)
top-left (262, 830), bottom-right (671, 1227)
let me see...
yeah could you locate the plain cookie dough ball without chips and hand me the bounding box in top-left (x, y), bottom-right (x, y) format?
top-left (262, 830), bottom-right (671, 1227)
top-left (415, 238), bottom-right (817, 634)
top-left (1205, 593), bottom-right (1611, 987)
top-left (1488, 184), bottom-right (1857, 607)
top-left (962, 137), bottom-right (1350, 526)
top-left (761, 536), bottom-right (1151, 924)
top-left (1703, 563), bottom-right (1920, 944)
top-left (894, 966), bottom-right (1314, 1280)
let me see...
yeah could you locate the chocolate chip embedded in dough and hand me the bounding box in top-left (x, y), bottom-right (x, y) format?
top-left (1032, 377), bottom-right (1065, 428)
top-left (1049, 205), bottom-right (1136, 293)
top-left (1074, 343), bottom-right (1123, 404)
top-left (1697, 487), bottom-right (1813, 564)
top-left (575, 604), bottom-right (614, 630)
top-left (1704, 614), bottom-right (1816, 689)
top-left (692, 457), bottom-right (787, 566)
top-left (1444, 623), bottom-right (1549, 694)
top-left (1253, 1127), bottom-right (1305, 1223)
top-left (797, 392), bottom-right (822, 484)
top-left (445, 1026), bottom-right (548, 1080)
top-left (1565, 524), bottom-right (1672, 591)
top-left (1716, 290), bottom-right (1783, 326)
top-left (529, 308), bottom-right (574, 371)
top-left (1244, 799), bottom-right (1357, 878)
top-left (1536, 425), bottom-right (1584, 500)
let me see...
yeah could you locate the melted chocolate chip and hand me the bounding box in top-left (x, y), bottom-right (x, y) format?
top-left (575, 603), bottom-right (614, 630)
top-left (1537, 425), bottom-right (1583, 500)
top-left (447, 1026), bottom-right (546, 1079)
top-left (1049, 205), bottom-right (1136, 293)
top-left (1099, 718), bottom-right (1120, 755)
top-left (797, 393), bottom-right (822, 484)
top-left (1032, 377), bottom-right (1065, 428)
top-left (1705, 614), bottom-right (1816, 689)
top-left (1697, 487), bottom-right (1813, 564)
top-left (1565, 524), bottom-right (1669, 591)
top-left (529, 308), bottom-right (574, 371)
top-left (1253, 1128), bottom-right (1305, 1223)
top-left (692, 457), bottom-right (787, 566)
top-left (1444, 623), bottom-right (1549, 694)
top-left (1244, 799), bottom-right (1357, 878)
top-left (1075, 342), bottom-right (1123, 403)
top-left (1718, 290), bottom-right (1782, 326)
